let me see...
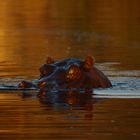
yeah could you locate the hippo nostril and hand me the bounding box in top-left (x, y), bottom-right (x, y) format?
top-left (18, 81), bottom-right (25, 88)
top-left (66, 64), bottom-right (82, 81)
top-left (18, 80), bottom-right (33, 88)
top-left (38, 81), bottom-right (47, 88)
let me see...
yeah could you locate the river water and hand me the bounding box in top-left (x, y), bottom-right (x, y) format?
top-left (0, 0), bottom-right (140, 139)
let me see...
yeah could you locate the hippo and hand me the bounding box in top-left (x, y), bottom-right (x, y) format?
top-left (18, 56), bottom-right (112, 91)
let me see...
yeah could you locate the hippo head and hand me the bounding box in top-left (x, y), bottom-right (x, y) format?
top-left (37, 56), bottom-right (95, 90)
top-left (19, 55), bottom-right (112, 90)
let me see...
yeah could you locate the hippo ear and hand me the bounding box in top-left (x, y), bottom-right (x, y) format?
top-left (46, 57), bottom-right (54, 64)
top-left (66, 64), bottom-right (82, 81)
top-left (83, 55), bottom-right (95, 70)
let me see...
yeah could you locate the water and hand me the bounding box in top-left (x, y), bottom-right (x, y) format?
top-left (0, 0), bottom-right (140, 139)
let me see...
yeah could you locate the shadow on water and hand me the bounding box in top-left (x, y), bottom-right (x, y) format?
top-left (22, 90), bottom-right (96, 120)
top-left (23, 89), bottom-right (95, 109)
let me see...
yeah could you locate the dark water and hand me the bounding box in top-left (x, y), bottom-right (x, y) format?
top-left (0, 0), bottom-right (140, 139)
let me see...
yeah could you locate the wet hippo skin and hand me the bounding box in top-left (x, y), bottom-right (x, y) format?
top-left (18, 56), bottom-right (112, 90)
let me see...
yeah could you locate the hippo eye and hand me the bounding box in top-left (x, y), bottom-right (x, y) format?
top-left (66, 64), bottom-right (82, 81)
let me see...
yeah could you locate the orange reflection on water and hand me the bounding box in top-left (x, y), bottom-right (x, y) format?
top-left (0, 0), bottom-right (139, 78)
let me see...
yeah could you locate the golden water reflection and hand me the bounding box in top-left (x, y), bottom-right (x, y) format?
top-left (0, 91), bottom-right (140, 140)
top-left (0, 0), bottom-right (139, 77)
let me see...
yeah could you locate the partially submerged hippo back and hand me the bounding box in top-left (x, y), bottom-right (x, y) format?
top-left (19, 56), bottom-right (112, 90)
